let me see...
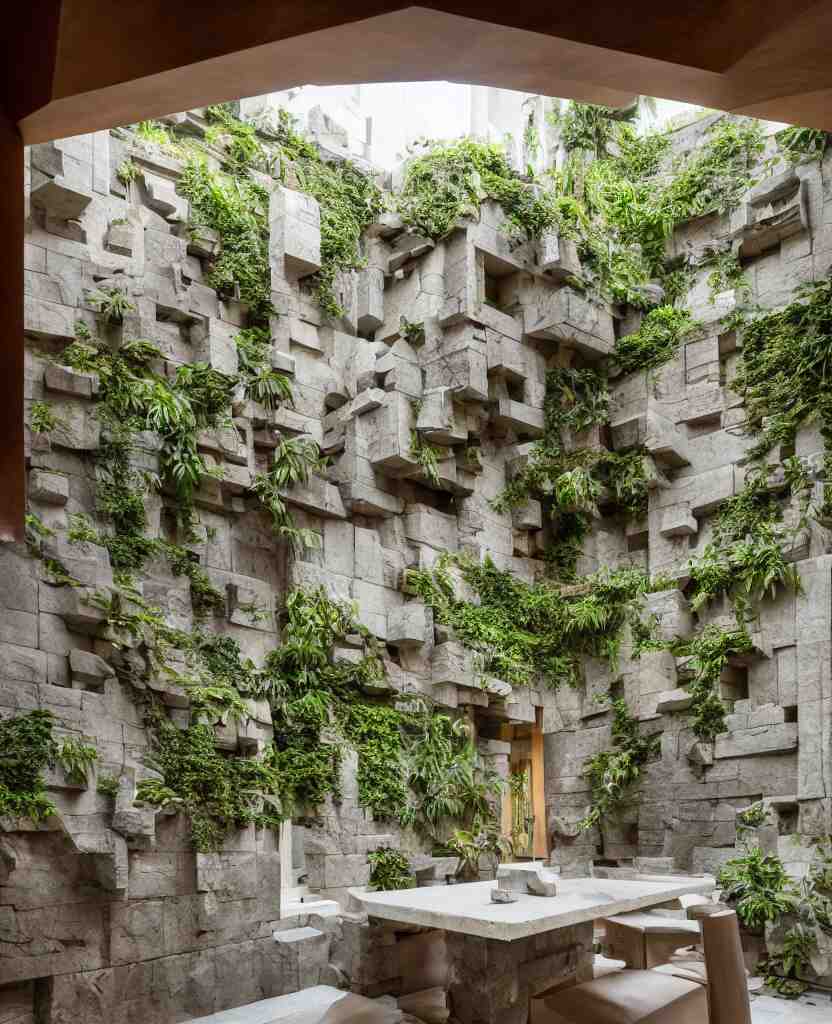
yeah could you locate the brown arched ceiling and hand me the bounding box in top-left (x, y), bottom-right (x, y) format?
top-left (10, 1), bottom-right (832, 143)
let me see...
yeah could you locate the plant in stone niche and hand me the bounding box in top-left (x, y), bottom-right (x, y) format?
top-left (116, 158), bottom-right (141, 184)
top-left (613, 306), bottom-right (699, 375)
top-left (96, 774), bottom-right (121, 798)
top-left (705, 248), bottom-right (751, 305)
top-left (671, 624), bottom-right (754, 741)
top-left (30, 400), bottom-right (61, 435)
top-left (717, 845), bottom-right (798, 932)
top-left (397, 138), bottom-right (559, 241)
top-left (552, 101), bottom-right (638, 160)
top-left (367, 846), bottom-right (415, 891)
top-left (776, 125), bottom-right (828, 164)
top-left (56, 738), bottom-right (98, 786)
top-left (86, 286), bottom-right (135, 324)
top-left (135, 120), bottom-right (175, 150)
top-left (235, 327), bottom-right (293, 410)
top-left (738, 801), bottom-right (771, 829)
top-left (447, 818), bottom-right (513, 881)
top-left (409, 430), bottom-right (443, 487)
top-left (578, 695), bottom-right (660, 832)
top-left (163, 542), bottom-right (226, 618)
top-left (251, 435), bottom-right (328, 550)
top-left (399, 316), bottom-right (425, 347)
top-left (0, 710), bottom-right (58, 822)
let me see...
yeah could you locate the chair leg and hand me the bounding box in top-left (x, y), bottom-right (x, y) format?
top-left (603, 919), bottom-right (647, 968)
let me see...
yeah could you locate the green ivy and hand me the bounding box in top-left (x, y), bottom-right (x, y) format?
top-left (367, 847), bottom-right (415, 890)
top-left (578, 695), bottom-right (660, 831)
top-left (0, 710), bottom-right (58, 822)
top-left (671, 625), bottom-right (754, 740)
top-left (613, 306), bottom-right (699, 375)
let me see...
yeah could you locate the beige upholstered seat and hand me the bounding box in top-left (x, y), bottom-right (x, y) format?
top-left (532, 909), bottom-right (750, 1024)
top-left (603, 911), bottom-right (701, 968)
top-left (532, 968), bottom-right (707, 1024)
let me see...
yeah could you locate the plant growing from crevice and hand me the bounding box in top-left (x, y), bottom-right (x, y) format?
top-left (775, 125), bottom-right (828, 164)
top-left (578, 695), bottom-right (660, 831)
top-left (251, 436), bottom-right (329, 549)
top-left (409, 430), bottom-right (443, 487)
top-left (613, 306), bottom-right (699, 375)
top-left (30, 400), bottom-right (61, 435)
top-left (0, 710), bottom-right (58, 822)
top-left (86, 286), bottom-right (135, 324)
top-left (56, 738), bottom-right (98, 786)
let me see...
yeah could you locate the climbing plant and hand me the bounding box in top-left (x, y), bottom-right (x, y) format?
top-left (0, 710), bottom-right (59, 822)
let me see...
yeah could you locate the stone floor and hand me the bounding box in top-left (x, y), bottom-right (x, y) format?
top-left (752, 991), bottom-right (832, 1023)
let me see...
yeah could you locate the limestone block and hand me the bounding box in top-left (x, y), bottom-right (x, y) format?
top-left (660, 506), bottom-right (698, 538)
top-left (486, 331), bottom-right (527, 382)
top-left (512, 501), bottom-right (543, 532)
top-left (289, 317), bottom-right (322, 352)
top-left (339, 480), bottom-right (403, 519)
top-left (387, 603), bottom-right (434, 648)
top-left (732, 169), bottom-right (808, 259)
top-left (524, 286), bottom-right (614, 359)
top-left (191, 318), bottom-right (239, 376)
top-left (493, 399), bottom-right (545, 438)
top-left (227, 579), bottom-right (274, 633)
top-left (538, 231), bottom-right (582, 280)
top-left (28, 469), bottom-right (69, 505)
top-left (714, 722), bottom-right (798, 759)
top-left (357, 266), bottom-right (385, 333)
top-left (655, 688), bottom-right (693, 713)
top-left (431, 641), bottom-right (474, 688)
top-left (423, 325), bottom-right (488, 401)
top-left (282, 474), bottom-right (348, 520)
top-left (416, 388), bottom-right (467, 446)
top-left (196, 852), bottom-right (258, 899)
top-left (69, 648), bottom-right (115, 690)
top-left (404, 505), bottom-right (458, 551)
top-left (44, 364), bottom-right (97, 399)
top-left (270, 186), bottom-right (322, 277)
top-left (30, 162), bottom-right (92, 221)
top-left (48, 401), bottom-right (100, 452)
top-left (369, 392), bottom-right (419, 476)
top-left (686, 740), bottom-right (714, 766)
top-left (388, 231), bottom-right (434, 272)
top-left (143, 173), bottom-right (180, 218)
top-left (645, 589), bottom-right (694, 641)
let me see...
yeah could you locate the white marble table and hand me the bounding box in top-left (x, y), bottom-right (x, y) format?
top-left (357, 874), bottom-right (716, 1024)
top-left (357, 873), bottom-right (716, 941)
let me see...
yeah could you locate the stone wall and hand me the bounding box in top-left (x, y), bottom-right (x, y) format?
top-left (1, 105), bottom-right (831, 1021)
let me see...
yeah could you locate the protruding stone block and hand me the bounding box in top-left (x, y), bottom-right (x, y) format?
top-left (270, 186), bottom-right (322, 278)
top-left (524, 286), bottom-right (614, 358)
top-left (388, 603), bottom-right (434, 648)
top-left (28, 469), bottom-right (69, 505)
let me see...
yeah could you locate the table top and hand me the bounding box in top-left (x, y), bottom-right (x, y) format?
top-left (357, 873), bottom-right (716, 942)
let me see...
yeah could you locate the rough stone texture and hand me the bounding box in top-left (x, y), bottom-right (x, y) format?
top-left (4, 103), bottom-right (832, 1022)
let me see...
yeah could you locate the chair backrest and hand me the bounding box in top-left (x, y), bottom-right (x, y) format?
top-left (701, 909), bottom-right (751, 1024)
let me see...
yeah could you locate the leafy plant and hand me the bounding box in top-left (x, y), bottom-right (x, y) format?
top-left (614, 306), bottom-right (699, 375)
top-left (86, 286), bottom-right (135, 324)
top-left (30, 400), bottom-right (61, 435)
top-left (776, 125), bottom-right (828, 164)
top-left (0, 710), bottom-right (58, 822)
top-left (410, 430), bottom-right (443, 487)
top-left (251, 436), bottom-right (328, 549)
top-left (57, 738), bottom-right (98, 786)
top-left (671, 625), bottom-right (754, 740)
top-left (717, 846), bottom-right (798, 931)
top-left (367, 846), bottom-right (415, 890)
top-left (578, 696), bottom-right (660, 831)
top-left (116, 158), bottom-right (141, 184)
top-left (447, 820), bottom-right (513, 881)
top-left (738, 801), bottom-right (771, 828)
top-left (96, 774), bottom-right (121, 797)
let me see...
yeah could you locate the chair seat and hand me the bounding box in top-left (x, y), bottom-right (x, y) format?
top-left (651, 959), bottom-right (708, 986)
top-left (536, 969), bottom-right (708, 1024)
top-left (605, 912), bottom-right (701, 936)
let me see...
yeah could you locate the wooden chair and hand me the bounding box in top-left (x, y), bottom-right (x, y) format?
top-left (603, 911), bottom-right (702, 969)
top-left (531, 909), bottom-right (750, 1024)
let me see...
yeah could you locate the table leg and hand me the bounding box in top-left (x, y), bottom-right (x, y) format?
top-left (445, 922), bottom-right (594, 1024)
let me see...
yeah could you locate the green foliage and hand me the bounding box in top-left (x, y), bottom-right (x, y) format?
top-left (613, 306), bottom-right (699, 374)
top-left (552, 101), bottom-right (636, 160)
top-left (251, 436), bottom-right (328, 549)
top-left (116, 158), bottom-right (140, 184)
top-left (137, 715), bottom-right (284, 852)
top-left (447, 820), bottom-right (513, 881)
top-left (30, 400), bottom-right (61, 435)
top-left (738, 801), bottom-right (770, 828)
top-left (731, 279), bottom-right (832, 515)
top-left (96, 774), bottom-right (121, 797)
top-left (776, 125), bottom-right (828, 164)
top-left (671, 625), bottom-right (754, 740)
top-left (407, 553), bottom-right (650, 690)
top-left (86, 286), bottom-right (135, 324)
top-left (56, 738), bottom-right (98, 785)
top-left (0, 710), bottom-right (58, 822)
top-left (718, 846), bottom-right (798, 931)
top-left (578, 696), bottom-right (660, 831)
top-left (367, 846), bottom-right (415, 890)
top-left (397, 138), bottom-right (559, 241)
top-left (409, 430), bottom-right (444, 487)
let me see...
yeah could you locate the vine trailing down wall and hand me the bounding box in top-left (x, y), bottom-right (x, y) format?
top-left (7, 90), bottom-right (832, 1017)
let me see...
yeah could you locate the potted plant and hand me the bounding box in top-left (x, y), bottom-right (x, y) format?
top-left (447, 818), bottom-right (513, 882)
